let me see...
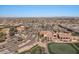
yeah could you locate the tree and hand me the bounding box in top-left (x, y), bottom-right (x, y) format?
top-left (9, 27), bottom-right (17, 36)
top-left (0, 32), bottom-right (5, 42)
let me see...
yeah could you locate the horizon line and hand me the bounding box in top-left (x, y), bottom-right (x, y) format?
top-left (0, 16), bottom-right (79, 18)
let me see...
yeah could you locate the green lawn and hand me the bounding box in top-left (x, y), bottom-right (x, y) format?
top-left (74, 43), bottom-right (79, 47)
top-left (20, 45), bottom-right (44, 54)
top-left (20, 43), bottom-right (79, 54)
top-left (29, 45), bottom-right (43, 54)
top-left (48, 43), bottom-right (79, 54)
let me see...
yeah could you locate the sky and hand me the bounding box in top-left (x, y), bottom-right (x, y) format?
top-left (0, 5), bottom-right (79, 17)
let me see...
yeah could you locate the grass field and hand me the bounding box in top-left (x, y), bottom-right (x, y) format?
top-left (74, 43), bottom-right (79, 47)
top-left (48, 43), bottom-right (79, 54)
top-left (29, 45), bottom-right (44, 54)
top-left (20, 45), bottom-right (44, 54)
